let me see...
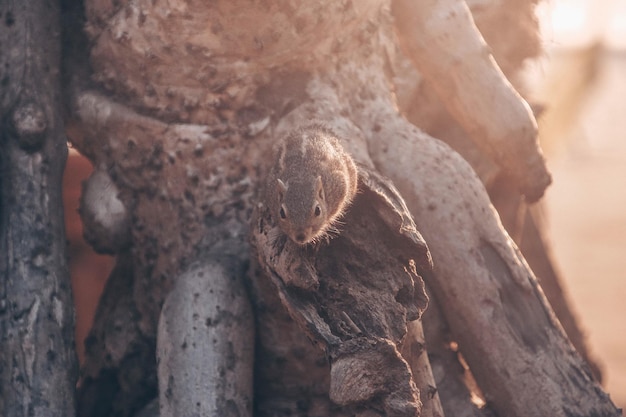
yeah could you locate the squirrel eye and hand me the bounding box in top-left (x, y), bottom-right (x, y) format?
top-left (279, 206), bottom-right (287, 219)
top-left (314, 205), bottom-right (321, 217)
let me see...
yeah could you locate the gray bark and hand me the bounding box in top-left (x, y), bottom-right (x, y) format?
top-left (157, 256), bottom-right (254, 417)
top-left (0, 0), bottom-right (77, 416)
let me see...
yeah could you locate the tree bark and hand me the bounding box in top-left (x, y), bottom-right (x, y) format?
top-left (252, 164), bottom-right (435, 416)
top-left (421, 296), bottom-right (496, 417)
top-left (358, 103), bottom-right (619, 416)
top-left (285, 52), bottom-right (619, 414)
top-left (394, 0), bottom-right (603, 383)
top-left (61, 0), bottom-right (620, 416)
top-left (157, 255), bottom-right (254, 417)
top-left (0, 1), bottom-right (77, 416)
top-left (392, 0), bottom-right (551, 202)
top-left (488, 178), bottom-right (604, 381)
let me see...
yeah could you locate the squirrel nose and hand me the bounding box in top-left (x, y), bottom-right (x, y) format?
top-left (295, 233), bottom-right (307, 243)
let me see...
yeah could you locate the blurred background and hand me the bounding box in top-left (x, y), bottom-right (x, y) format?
top-left (532, 0), bottom-right (626, 409)
top-left (62, 0), bottom-right (626, 410)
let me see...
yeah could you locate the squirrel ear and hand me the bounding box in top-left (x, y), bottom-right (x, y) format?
top-left (315, 176), bottom-right (325, 201)
top-left (277, 178), bottom-right (288, 196)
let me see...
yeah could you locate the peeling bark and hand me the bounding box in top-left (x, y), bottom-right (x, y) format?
top-left (252, 165), bottom-right (433, 416)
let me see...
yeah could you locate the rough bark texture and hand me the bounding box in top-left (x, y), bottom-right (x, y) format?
top-left (0, 1), bottom-right (77, 416)
top-left (58, 0), bottom-right (621, 416)
top-left (354, 96), bottom-right (619, 417)
top-left (157, 256), bottom-right (254, 417)
top-left (421, 296), bottom-right (495, 417)
top-left (401, 320), bottom-right (445, 417)
top-left (252, 165), bottom-right (434, 416)
top-left (396, 0), bottom-right (603, 383)
top-left (488, 178), bottom-right (604, 381)
top-left (292, 47), bottom-right (618, 414)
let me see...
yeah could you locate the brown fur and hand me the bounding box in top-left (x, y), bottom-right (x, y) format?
top-left (266, 124), bottom-right (358, 245)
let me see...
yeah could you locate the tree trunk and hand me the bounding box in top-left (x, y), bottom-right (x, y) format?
top-left (395, 0), bottom-right (604, 383)
top-left (157, 255), bottom-right (254, 417)
top-left (357, 98), bottom-right (619, 416)
top-left (52, 0), bottom-right (623, 416)
top-left (488, 177), bottom-right (604, 381)
top-left (0, 1), bottom-right (77, 416)
top-left (252, 164), bottom-right (436, 416)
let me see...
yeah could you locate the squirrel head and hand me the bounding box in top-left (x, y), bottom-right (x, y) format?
top-left (276, 176), bottom-right (328, 245)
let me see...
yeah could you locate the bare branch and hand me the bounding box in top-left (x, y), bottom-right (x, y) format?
top-left (392, 0), bottom-right (551, 201)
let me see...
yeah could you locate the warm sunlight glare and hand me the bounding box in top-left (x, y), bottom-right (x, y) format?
top-left (535, 0), bottom-right (626, 409)
top-left (537, 0), bottom-right (626, 49)
top-left (605, 1), bottom-right (626, 49)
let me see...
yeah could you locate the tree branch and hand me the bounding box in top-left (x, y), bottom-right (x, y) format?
top-left (0, 1), bottom-right (77, 415)
top-left (392, 0), bottom-right (551, 201)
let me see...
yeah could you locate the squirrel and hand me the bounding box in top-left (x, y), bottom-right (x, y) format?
top-left (266, 124), bottom-right (358, 245)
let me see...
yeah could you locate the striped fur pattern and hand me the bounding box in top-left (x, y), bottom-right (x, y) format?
top-left (267, 124), bottom-right (358, 245)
